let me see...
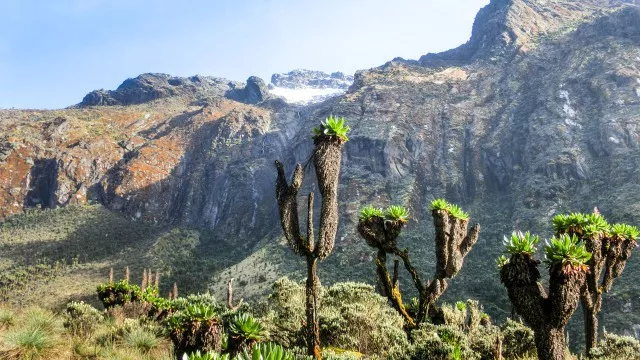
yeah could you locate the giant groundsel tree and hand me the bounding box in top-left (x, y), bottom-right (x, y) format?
top-left (552, 211), bottom-right (638, 356)
top-left (274, 115), bottom-right (349, 359)
top-left (499, 231), bottom-right (590, 360)
top-left (357, 198), bottom-right (480, 327)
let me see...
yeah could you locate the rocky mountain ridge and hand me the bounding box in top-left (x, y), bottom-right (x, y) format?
top-left (2, 0), bottom-right (640, 341)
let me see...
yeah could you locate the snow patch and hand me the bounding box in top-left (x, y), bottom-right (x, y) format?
top-left (609, 136), bottom-right (620, 144)
top-left (269, 86), bottom-right (345, 104)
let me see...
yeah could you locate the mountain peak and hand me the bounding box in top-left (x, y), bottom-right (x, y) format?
top-left (78, 73), bottom-right (275, 107)
top-left (419, 0), bottom-right (640, 66)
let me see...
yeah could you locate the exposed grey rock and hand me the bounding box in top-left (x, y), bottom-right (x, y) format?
top-left (271, 69), bottom-right (354, 90)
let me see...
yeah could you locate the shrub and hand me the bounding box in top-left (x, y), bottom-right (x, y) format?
top-left (409, 323), bottom-right (478, 360)
top-left (63, 301), bottom-right (103, 337)
top-left (589, 331), bottom-right (640, 359)
top-left (320, 282), bottom-right (409, 357)
top-left (260, 279), bottom-right (409, 358)
top-left (500, 319), bottom-right (536, 359)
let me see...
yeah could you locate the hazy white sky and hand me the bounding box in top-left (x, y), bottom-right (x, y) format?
top-left (0, 0), bottom-right (490, 109)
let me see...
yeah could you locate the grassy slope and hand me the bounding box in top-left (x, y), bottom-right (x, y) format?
top-left (0, 205), bottom-right (249, 309)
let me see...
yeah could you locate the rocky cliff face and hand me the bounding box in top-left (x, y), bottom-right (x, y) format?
top-left (2, 0), bottom-right (640, 339)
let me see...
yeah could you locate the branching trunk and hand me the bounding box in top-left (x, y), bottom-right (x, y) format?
top-left (535, 326), bottom-right (567, 360)
top-left (275, 134), bottom-right (345, 360)
top-left (500, 254), bottom-right (586, 360)
top-left (357, 203), bottom-right (480, 327)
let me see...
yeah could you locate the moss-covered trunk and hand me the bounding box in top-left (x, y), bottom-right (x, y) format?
top-left (534, 326), bottom-right (566, 360)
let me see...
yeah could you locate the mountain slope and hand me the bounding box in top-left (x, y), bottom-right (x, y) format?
top-left (2, 0), bottom-right (640, 343)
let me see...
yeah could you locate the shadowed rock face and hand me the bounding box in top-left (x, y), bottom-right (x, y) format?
top-left (3, 0), bottom-right (640, 339)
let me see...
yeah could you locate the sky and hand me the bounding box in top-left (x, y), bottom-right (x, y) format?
top-left (0, 0), bottom-right (489, 109)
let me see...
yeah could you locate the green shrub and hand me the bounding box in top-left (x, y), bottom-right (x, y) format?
top-left (167, 303), bottom-right (223, 357)
top-left (409, 323), bottom-right (478, 360)
top-left (500, 319), bottom-right (536, 359)
top-left (589, 331), bottom-right (640, 359)
top-left (63, 301), bottom-right (103, 337)
top-left (260, 279), bottom-right (408, 358)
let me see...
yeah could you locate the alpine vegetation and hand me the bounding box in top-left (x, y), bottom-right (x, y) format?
top-left (552, 211), bottom-right (638, 355)
top-left (274, 116), bottom-right (349, 359)
top-left (356, 198), bottom-right (480, 328)
top-left (499, 229), bottom-right (590, 360)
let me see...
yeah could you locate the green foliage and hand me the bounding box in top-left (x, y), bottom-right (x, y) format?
top-left (384, 206), bottom-right (409, 223)
top-left (589, 331), bottom-right (640, 359)
top-left (358, 206), bottom-right (383, 221)
top-left (260, 279), bottom-right (408, 357)
top-left (167, 304), bottom-right (218, 332)
top-left (503, 231), bottom-right (539, 256)
top-left (124, 327), bottom-right (160, 354)
top-left (0, 308), bottom-right (15, 328)
top-left (429, 199), bottom-right (449, 211)
top-left (183, 343), bottom-right (297, 360)
top-left (409, 323), bottom-right (478, 360)
top-left (429, 199), bottom-right (469, 220)
top-left (543, 233), bottom-right (592, 268)
top-left (496, 255), bottom-right (509, 270)
top-left (184, 351), bottom-right (226, 360)
top-left (3, 327), bottom-right (57, 359)
top-left (96, 280), bottom-right (143, 309)
top-left (1, 308), bottom-right (62, 359)
top-left (229, 313), bottom-right (266, 342)
top-left (312, 115), bottom-right (350, 142)
top-left (63, 301), bottom-right (103, 337)
top-left (552, 212), bottom-right (609, 237)
top-left (244, 343), bottom-right (296, 360)
top-left (610, 223), bottom-right (640, 241)
top-left (500, 319), bottom-right (536, 359)
top-left (455, 301), bottom-right (467, 312)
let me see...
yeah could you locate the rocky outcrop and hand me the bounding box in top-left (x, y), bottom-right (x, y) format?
top-left (270, 70), bottom-right (354, 90)
top-left (79, 73), bottom-right (273, 107)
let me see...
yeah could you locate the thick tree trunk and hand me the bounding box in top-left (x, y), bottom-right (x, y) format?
top-left (306, 257), bottom-right (321, 359)
top-left (534, 326), bottom-right (566, 360)
top-left (583, 305), bottom-right (598, 356)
